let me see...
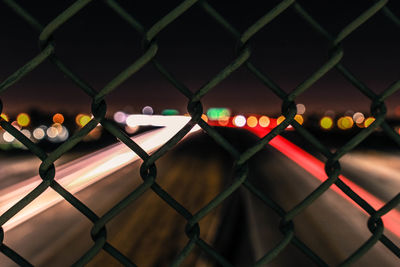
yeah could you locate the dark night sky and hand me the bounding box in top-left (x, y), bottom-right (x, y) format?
top-left (0, 0), bottom-right (399, 116)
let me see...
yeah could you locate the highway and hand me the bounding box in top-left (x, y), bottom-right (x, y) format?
top-left (0, 116), bottom-right (399, 266)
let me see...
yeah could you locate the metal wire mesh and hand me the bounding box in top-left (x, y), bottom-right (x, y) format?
top-left (0, 0), bottom-right (399, 266)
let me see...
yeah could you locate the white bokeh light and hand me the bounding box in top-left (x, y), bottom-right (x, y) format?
top-left (47, 127), bottom-right (58, 139)
top-left (142, 106), bottom-right (154, 115)
top-left (3, 132), bottom-right (15, 143)
top-left (21, 129), bottom-right (31, 139)
top-left (113, 111), bottom-right (127, 124)
top-left (33, 128), bottom-right (45, 140)
top-left (233, 115), bottom-right (246, 127)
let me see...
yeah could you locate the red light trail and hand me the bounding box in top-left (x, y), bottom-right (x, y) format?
top-left (208, 117), bottom-right (400, 239)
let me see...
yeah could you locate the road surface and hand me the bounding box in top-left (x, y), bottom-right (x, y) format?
top-left (0, 123), bottom-right (399, 266)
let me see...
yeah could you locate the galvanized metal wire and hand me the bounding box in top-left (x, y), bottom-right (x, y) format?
top-left (0, 0), bottom-right (399, 266)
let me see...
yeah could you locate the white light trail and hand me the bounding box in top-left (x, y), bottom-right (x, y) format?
top-left (0, 116), bottom-right (199, 231)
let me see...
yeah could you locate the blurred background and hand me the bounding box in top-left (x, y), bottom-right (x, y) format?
top-left (0, 0), bottom-right (399, 266)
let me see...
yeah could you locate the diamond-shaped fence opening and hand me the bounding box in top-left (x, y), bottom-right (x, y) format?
top-left (0, 0), bottom-right (399, 266)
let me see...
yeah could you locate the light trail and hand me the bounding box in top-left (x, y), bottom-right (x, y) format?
top-left (2, 114), bottom-right (399, 240)
top-left (208, 118), bottom-right (400, 239)
top-left (0, 116), bottom-right (199, 231)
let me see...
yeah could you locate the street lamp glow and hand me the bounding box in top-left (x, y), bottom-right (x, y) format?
top-left (17, 113), bottom-right (30, 127)
top-left (320, 116), bottom-right (333, 130)
top-left (277, 115), bottom-right (285, 125)
top-left (364, 117), bottom-right (375, 128)
top-left (233, 115), bottom-right (246, 127)
top-left (53, 113), bottom-right (64, 124)
top-left (21, 129), bottom-right (31, 139)
top-left (296, 103), bottom-right (306, 115)
top-left (294, 114), bottom-right (304, 125)
top-left (337, 116), bottom-right (353, 130)
top-left (33, 128), bottom-right (46, 140)
top-left (46, 127), bottom-right (58, 139)
top-left (3, 132), bottom-right (15, 143)
top-left (247, 116), bottom-right (258, 128)
top-left (142, 106), bottom-right (154, 115)
top-left (258, 116), bottom-right (270, 127)
top-left (113, 111), bottom-right (127, 124)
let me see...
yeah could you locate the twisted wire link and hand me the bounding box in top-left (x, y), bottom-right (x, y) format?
top-left (292, 1), bottom-right (400, 260)
top-left (201, 0), bottom-right (400, 264)
top-left (0, 0), bottom-right (398, 266)
top-left (0, 0), bottom-right (157, 265)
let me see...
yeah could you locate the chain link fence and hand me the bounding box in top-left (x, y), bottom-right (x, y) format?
top-left (0, 0), bottom-right (399, 266)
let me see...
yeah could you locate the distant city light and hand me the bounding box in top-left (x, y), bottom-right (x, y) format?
top-left (3, 132), bottom-right (15, 143)
top-left (17, 113), bottom-right (30, 127)
top-left (33, 128), bottom-right (46, 140)
top-left (296, 104), bottom-right (306, 115)
top-left (337, 116), bottom-right (353, 130)
top-left (0, 113), bottom-right (9, 130)
top-left (0, 113), bottom-right (9, 122)
top-left (247, 116), bottom-right (258, 128)
top-left (258, 116), bottom-right (270, 127)
top-left (294, 114), bottom-right (304, 125)
top-left (11, 121), bottom-right (21, 131)
top-left (277, 115), bottom-right (285, 125)
top-left (113, 111), bottom-right (127, 124)
top-left (233, 115), bottom-right (246, 127)
top-left (125, 125), bottom-right (139, 134)
top-left (76, 114), bottom-right (91, 127)
top-left (21, 129), bottom-right (31, 139)
top-left (206, 108), bottom-right (231, 120)
top-left (161, 109), bottom-right (179, 116)
top-left (364, 117), bottom-right (375, 128)
top-left (142, 106), bottom-right (154, 115)
top-left (46, 127), bottom-right (58, 139)
top-left (57, 126), bottom-right (69, 141)
top-left (218, 116), bottom-right (229, 126)
top-left (75, 114), bottom-right (83, 126)
top-left (352, 112), bottom-right (364, 124)
top-left (53, 113), bottom-right (64, 124)
top-left (320, 116), bottom-right (333, 130)
top-left (201, 114), bottom-right (208, 123)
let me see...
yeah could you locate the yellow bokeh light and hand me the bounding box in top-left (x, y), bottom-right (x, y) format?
top-left (247, 116), bottom-right (258, 128)
top-left (337, 116), bottom-right (353, 130)
top-left (259, 116), bottom-right (270, 127)
top-left (201, 114), bottom-right (208, 123)
top-left (17, 113), bottom-right (30, 127)
top-left (294, 114), bottom-right (304, 125)
top-left (0, 113), bottom-right (9, 130)
top-left (277, 115), bottom-right (285, 125)
top-left (320, 116), bottom-right (333, 130)
top-left (1, 113), bottom-right (9, 122)
top-left (75, 114), bottom-right (83, 126)
top-left (364, 117), bottom-right (375, 128)
top-left (79, 115), bottom-right (91, 127)
top-left (53, 113), bottom-right (64, 124)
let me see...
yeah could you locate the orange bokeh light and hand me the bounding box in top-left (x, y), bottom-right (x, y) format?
top-left (53, 113), bottom-right (64, 124)
top-left (247, 116), bottom-right (258, 128)
top-left (258, 116), bottom-right (270, 127)
top-left (201, 114), bottom-right (208, 123)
